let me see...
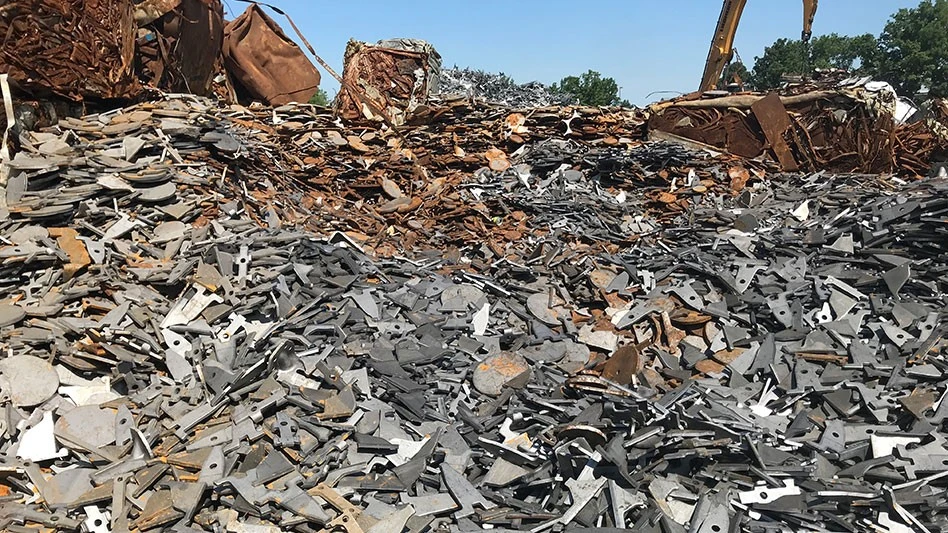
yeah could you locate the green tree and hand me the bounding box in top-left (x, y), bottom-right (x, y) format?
top-left (309, 88), bottom-right (330, 106)
top-left (750, 33), bottom-right (877, 90)
top-left (811, 33), bottom-right (879, 70)
top-left (867, 0), bottom-right (948, 97)
top-left (552, 70), bottom-right (622, 106)
top-left (750, 38), bottom-right (807, 90)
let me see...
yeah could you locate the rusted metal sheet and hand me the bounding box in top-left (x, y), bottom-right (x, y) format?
top-left (751, 92), bottom-right (798, 171)
top-left (48, 228), bottom-right (91, 280)
top-left (222, 4), bottom-right (321, 106)
top-left (164, 0), bottom-right (224, 96)
top-left (647, 106), bottom-right (764, 159)
top-left (134, 0), bottom-right (223, 97)
top-left (0, 0), bottom-right (141, 101)
top-left (336, 39), bottom-right (442, 124)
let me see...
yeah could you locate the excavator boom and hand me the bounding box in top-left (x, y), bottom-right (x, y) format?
top-left (802, 0), bottom-right (818, 41)
top-left (699, 0), bottom-right (819, 93)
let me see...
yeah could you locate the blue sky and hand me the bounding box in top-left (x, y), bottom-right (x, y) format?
top-left (226, 0), bottom-right (918, 106)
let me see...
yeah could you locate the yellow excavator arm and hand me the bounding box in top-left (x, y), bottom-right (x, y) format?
top-left (699, 0), bottom-right (818, 93)
top-left (802, 0), bottom-right (818, 41)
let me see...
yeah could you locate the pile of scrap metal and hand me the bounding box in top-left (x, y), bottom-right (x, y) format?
top-left (437, 68), bottom-right (575, 108)
top-left (0, 0), bottom-right (320, 106)
top-left (0, 92), bottom-right (947, 533)
top-left (647, 79), bottom-right (948, 176)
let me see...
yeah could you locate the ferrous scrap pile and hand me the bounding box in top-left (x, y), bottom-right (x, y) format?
top-left (210, 99), bottom-right (650, 257)
top-left (648, 80), bottom-right (948, 176)
top-left (0, 90), bottom-right (946, 533)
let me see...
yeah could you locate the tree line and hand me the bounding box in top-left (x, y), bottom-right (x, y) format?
top-left (728, 0), bottom-right (948, 97)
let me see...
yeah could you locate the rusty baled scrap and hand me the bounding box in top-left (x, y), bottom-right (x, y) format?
top-left (222, 4), bottom-right (321, 106)
top-left (0, 0), bottom-right (141, 100)
top-left (337, 38), bottom-right (442, 124)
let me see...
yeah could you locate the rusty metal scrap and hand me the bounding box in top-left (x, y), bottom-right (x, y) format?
top-left (135, 0), bottom-right (224, 97)
top-left (895, 99), bottom-right (948, 174)
top-left (3, 2), bottom-right (939, 185)
top-left (156, 0), bottom-right (223, 96)
top-left (222, 4), bottom-right (321, 105)
top-left (211, 100), bottom-right (650, 256)
top-left (751, 92), bottom-right (798, 171)
top-left (0, 0), bottom-right (141, 100)
top-left (0, 0), bottom-right (222, 101)
top-left (648, 83), bottom-right (948, 176)
top-left (337, 38), bottom-right (442, 124)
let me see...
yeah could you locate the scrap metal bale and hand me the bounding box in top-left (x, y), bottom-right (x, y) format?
top-left (794, 92), bottom-right (897, 173)
top-left (336, 38), bottom-right (442, 124)
top-left (0, 0), bottom-right (140, 100)
top-left (222, 4), bottom-right (320, 106)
